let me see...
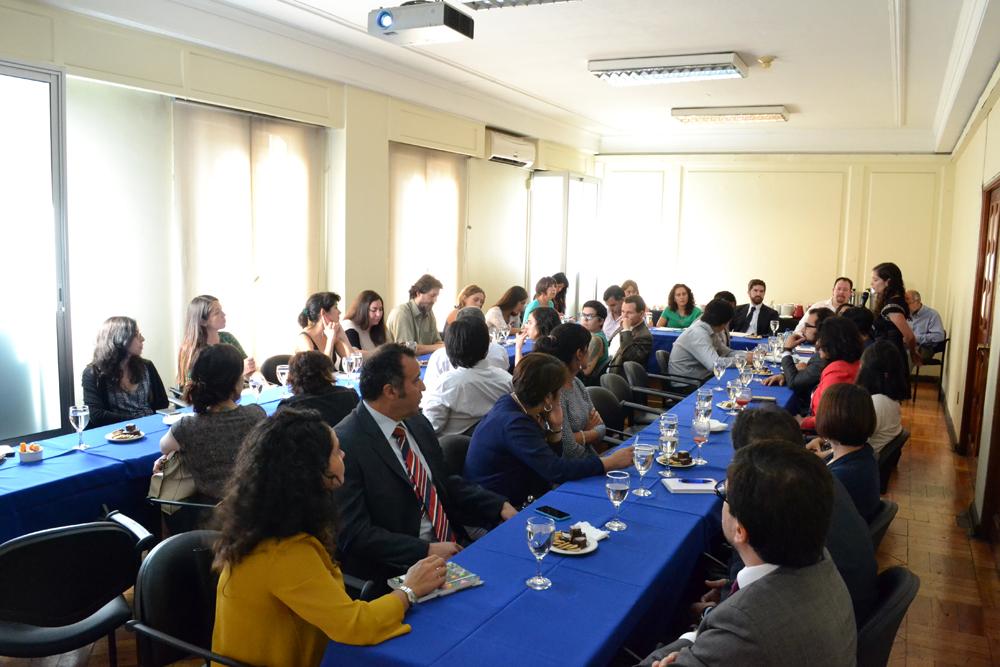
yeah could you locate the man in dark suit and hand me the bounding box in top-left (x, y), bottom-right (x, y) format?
top-left (728, 279), bottom-right (779, 337)
top-left (334, 343), bottom-right (516, 585)
top-left (762, 307), bottom-right (833, 413)
top-left (639, 440), bottom-right (856, 666)
top-left (608, 294), bottom-right (652, 376)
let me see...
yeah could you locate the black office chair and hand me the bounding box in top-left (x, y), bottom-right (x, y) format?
top-left (0, 513), bottom-right (152, 665)
top-left (868, 499), bottom-right (899, 551)
top-left (622, 361), bottom-right (690, 408)
top-left (857, 566), bottom-right (920, 667)
top-left (440, 434), bottom-right (472, 477)
top-left (147, 496), bottom-right (220, 537)
top-left (585, 387), bottom-right (633, 444)
top-left (651, 352), bottom-right (702, 396)
top-left (876, 429), bottom-right (910, 494)
top-left (580, 355), bottom-right (612, 387)
top-left (261, 354), bottom-right (291, 385)
top-left (600, 373), bottom-right (664, 429)
top-left (912, 336), bottom-right (949, 402)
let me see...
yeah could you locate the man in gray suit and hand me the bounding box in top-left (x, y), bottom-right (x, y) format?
top-left (639, 441), bottom-right (856, 666)
top-left (608, 294), bottom-right (652, 376)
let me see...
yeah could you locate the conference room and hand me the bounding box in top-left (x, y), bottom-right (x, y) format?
top-left (3, 0), bottom-right (1000, 665)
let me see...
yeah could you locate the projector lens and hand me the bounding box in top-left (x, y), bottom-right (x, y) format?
top-left (376, 10), bottom-right (393, 29)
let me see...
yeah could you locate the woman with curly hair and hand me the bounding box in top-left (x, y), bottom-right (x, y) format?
top-left (656, 283), bottom-right (701, 329)
top-left (82, 316), bottom-right (169, 427)
top-left (212, 409), bottom-right (446, 666)
top-left (277, 351), bottom-right (359, 428)
top-left (342, 289), bottom-right (388, 356)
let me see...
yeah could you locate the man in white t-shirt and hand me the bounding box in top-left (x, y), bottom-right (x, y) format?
top-left (794, 277), bottom-right (854, 334)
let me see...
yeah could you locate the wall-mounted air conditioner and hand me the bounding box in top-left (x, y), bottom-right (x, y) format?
top-left (487, 130), bottom-right (536, 169)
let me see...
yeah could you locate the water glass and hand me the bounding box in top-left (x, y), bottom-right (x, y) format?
top-left (659, 412), bottom-right (678, 439)
top-left (696, 388), bottom-right (713, 419)
top-left (692, 417), bottom-right (710, 465)
top-left (605, 471), bottom-right (630, 531)
top-left (248, 376), bottom-right (264, 399)
top-left (712, 357), bottom-right (727, 390)
top-left (275, 364), bottom-right (290, 390)
top-left (632, 445), bottom-right (656, 497)
top-left (726, 381), bottom-right (741, 416)
top-left (770, 319), bottom-right (780, 335)
top-left (526, 516), bottom-right (555, 590)
top-left (658, 430), bottom-right (678, 478)
top-left (69, 404), bottom-right (90, 447)
top-left (733, 352), bottom-right (748, 373)
top-left (739, 368), bottom-right (753, 388)
top-left (349, 351), bottom-right (363, 378)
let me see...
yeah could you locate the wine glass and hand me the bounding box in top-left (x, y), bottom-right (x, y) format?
top-left (659, 412), bottom-right (678, 439)
top-left (275, 364), bottom-right (290, 396)
top-left (692, 417), bottom-right (710, 465)
top-left (342, 356), bottom-right (355, 376)
top-left (658, 428), bottom-right (678, 478)
top-left (69, 404), bottom-right (90, 448)
top-left (248, 376), bottom-right (263, 400)
top-left (733, 352), bottom-right (747, 373)
top-left (632, 445), bottom-right (656, 497)
top-left (525, 516), bottom-right (555, 591)
top-left (605, 470), bottom-right (630, 531)
top-left (712, 357), bottom-right (727, 390)
top-left (770, 319), bottom-right (780, 336)
top-left (739, 367), bottom-right (753, 388)
top-left (736, 385), bottom-right (752, 412)
top-left (349, 351), bottom-right (363, 378)
top-left (726, 381), bottom-right (741, 416)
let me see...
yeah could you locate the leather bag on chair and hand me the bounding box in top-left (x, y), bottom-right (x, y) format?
top-left (148, 452), bottom-right (196, 515)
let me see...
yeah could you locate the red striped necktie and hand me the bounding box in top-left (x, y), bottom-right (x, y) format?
top-left (392, 425), bottom-right (454, 543)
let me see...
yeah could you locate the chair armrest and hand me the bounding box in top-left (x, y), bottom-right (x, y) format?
top-left (343, 572), bottom-right (378, 601)
top-left (622, 400), bottom-right (665, 416)
top-left (629, 386), bottom-right (685, 404)
top-left (167, 396), bottom-right (189, 408)
top-left (126, 621), bottom-right (252, 667)
top-left (105, 510), bottom-right (157, 552)
top-left (605, 427), bottom-right (632, 441)
top-left (146, 497), bottom-right (219, 510)
top-left (646, 371), bottom-right (701, 387)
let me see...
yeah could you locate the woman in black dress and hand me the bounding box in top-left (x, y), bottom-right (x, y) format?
top-left (870, 262), bottom-right (919, 390)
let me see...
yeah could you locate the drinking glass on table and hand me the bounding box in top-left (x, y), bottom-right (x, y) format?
top-left (712, 357), bottom-right (727, 390)
top-left (726, 381), bottom-right (741, 416)
top-left (632, 444), bottom-right (656, 497)
top-left (768, 336), bottom-right (782, 359)
top-left (69, 404), bottom-right (90, 448)
top-left (659, 412), bottom-right (678, 439)
top-left (525, 516), bottom-right (555, 591)
top-left (692, 416), bottom-right (710, 465)
top-left (770, 319), bottom-right (781, 336)
top-left (739, 367), bottom-right (753, 388)
top-left (733, 352), bottom-right (748, 373)
top-left (248, 376), bottom-right (263, 399)
top-left (658, 428), bottom-right (678, 478)
top-left (736, 386), bottom-right (752, 412)
top-left (605, 470), bottom-right (630, 531)
top-left (275, 364), bottom-right (290, 395)
top-left (349, 351), bottom-right (363, 378)
top-left (696, 388), bottom-right (713, 419)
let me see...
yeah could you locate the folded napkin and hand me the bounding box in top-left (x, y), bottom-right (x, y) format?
top-left (571, 521), bottom-right (609, 542)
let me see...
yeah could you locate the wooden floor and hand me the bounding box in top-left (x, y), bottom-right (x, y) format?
top-left (2, 382), bottom-right (996, 666)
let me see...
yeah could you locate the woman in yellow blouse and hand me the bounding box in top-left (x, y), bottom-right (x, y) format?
top-left (212, 408), bottom-right (445, 666)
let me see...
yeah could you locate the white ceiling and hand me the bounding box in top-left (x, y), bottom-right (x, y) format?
top-left (50, 0), bottom-right (1000, 154)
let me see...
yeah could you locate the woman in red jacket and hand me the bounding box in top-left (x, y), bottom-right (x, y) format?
top-left (800, 317), bottom-right (863, 431)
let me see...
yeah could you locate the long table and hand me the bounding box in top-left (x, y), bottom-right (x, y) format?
top-left (648, 328), bottom-right (768, 374)
top-left (321, 368), bottom-right (794, 666)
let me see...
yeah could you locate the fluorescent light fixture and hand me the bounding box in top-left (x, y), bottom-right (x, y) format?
top-left (465, 0), bottom-right (579, 9)
top-left (589, 52), bottom-right (747, 86)
top-left (671, 105), bottom-right (789, 124)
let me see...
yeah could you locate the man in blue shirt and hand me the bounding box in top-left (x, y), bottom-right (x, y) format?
top-left (905, 290), bottom-right (945, 362)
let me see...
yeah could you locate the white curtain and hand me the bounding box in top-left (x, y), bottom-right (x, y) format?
top-left (388, 143), bottom-right (466, 325)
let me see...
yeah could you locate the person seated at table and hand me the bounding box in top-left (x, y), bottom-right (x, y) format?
top-left (656, 284), bottom-right (701, 329)
top-left (806, 384), bottom-right (880, 522)
top-left (905, 289), bottom-right (946, 362)
top-left (294, 291), bottom-right (356, 367)
top-left (158, 344), bottom-right (266, 502)
top-left (424, 307), bottom-right (511, 389)
top-left (799, 317), bottom-right (863, 431)
top-left (444, 284), bottom-right (486, 330)
top-left (342, 289), bottom-right (387, 356)
top-left (841, 305), bottom-right (875, 347)
top-left (212, 408), bottom-right (447, 666)
top-left (607, 295), bottom-right (653, 377)
top-left (639, 441), bottom-right (855, 667)
top-left (521, 276), bottom-right (558, 325)
top-left (711, 291), bottom-right (738, 347)
top-left (535, 324), bottom-right (607, 459)
top-left (514, 306), bottom-right (561, 366)
top-left (82, 316), bottom-right (169, 427)
top-left (421, 318), bottom-right (512, 438)
top-left (855, 341), bottom-right (906, 457)
top-left (465, 353), bottom-right (634, 508)
top-left (668, 299), bottom-right (735, 381)
top-left (763, 308), bottom-right (832, 411)
top-left (176, 294), bottom-right (256, 385)
top-left (551, 272), bottom-right (569, 316)
top-left (334, 344), bottom-right (517, 586)
top-left (621, 279), bottom-right (640, 298)
top-left (728, 279), bottom-right (779, 337)
top-left (793, 277), bottom-right (854, 334)
top-left (385, 274), bottom-right (445, 355)
top-left (277, 351), bottom-right (359, 428)
top-left (602, 285), bottom-right (626, 340)
top-left (485, 285), bottom-right (528, 334)
top-left (578, 300), bottom-right (609, 382)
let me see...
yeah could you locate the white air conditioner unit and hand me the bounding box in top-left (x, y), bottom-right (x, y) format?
top-left (487, 130), bottom-right (536, 169)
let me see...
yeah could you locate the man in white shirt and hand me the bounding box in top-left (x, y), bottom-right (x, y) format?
top-left (905, 290), bottom-right (946, 362)
top-left (668, 299), bottom-right (735, 380)
top-left (794, 276), bottom-right (854, 334)
top-left (421, 318), bottom-right (512, 437)
top-left (423, 307), bottom-right (510, 389)
top-left (602, 284), bottom-right (625, 340)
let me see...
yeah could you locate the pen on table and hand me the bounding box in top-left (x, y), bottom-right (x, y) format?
top-left (751, 395), bottom-right (777, 402)
top-left (679, 478), bottom-right (715, 484)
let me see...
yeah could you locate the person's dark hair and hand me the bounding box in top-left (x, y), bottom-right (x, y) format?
top-left (856, 340), bottom-right (908, 401)
top-left (834, 276), bottom-right (854, 290)
top-left (816, 316), bottom-right (863, 363)
top-left (408, 274), bottom-right (443, 300)
top-left (287, 350), bottom-right (336, 396)
top-left (731, 406), bottom-right (802, 450)
top-left (834, 303), bottom-right (852, 315)
top-left (213, 408), bottom-right (339, 570)
top-left (534, 323), bottom-right (592, 367)
top-left (91, 316), bottom-right (145, 386)
top-left (582, 300), bottom-right (607, 321)
top-left (456, 306), bottom-right (487, 324)
top-left (726, 441), bottom-right (833, 567)
top-left (809, 307), bottom-right (834, 327)
top-left (603, 285), bottom-right (625, 302)
top-left (344, 290), bottom-right (387, 346)
top-left (494, 285), bottom-right (529, 314)
top-left (534, 276), bottom-right (556, 298)
top-left (667, 283), bottom-right (695, 316)
top-left (872, 262), bottom-right (906, 311)
top-left (358, 343), bottom-right (416, 401)
top-left (701, 298), bottom-right (736, 327)
top-left (551, 272), bottom-right (569, 314)
top-left (298, 292), bottom-right (340, 328)
top-left (815, 383), bottom-right (876, 447)
top-left (840, 306), bottom-right (875, 340)
top-left (747, 279), bottom-right (766, 292)
top-left (713, 290), bottom-right (737, 306)
top-left (512, 353), bottom-right (570, 407)
top-left (445, 318), bottom-right (489, 369)
top-left (183, 343), bottom-right (244, 413)
top-left (529, 307), bottom-right (561, 339)
top-left (624, 294), bottom-right (647, 313)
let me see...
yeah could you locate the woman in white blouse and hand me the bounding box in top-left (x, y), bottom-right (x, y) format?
top-left (341, 290), bottom-right (387, 357)
top-left (485, 286), bottom-right (528, 334)
top-left (855, 340), bottom-right (907, 456)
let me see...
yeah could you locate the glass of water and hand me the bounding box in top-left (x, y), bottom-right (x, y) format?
top-left (526, 516), bottom-right (555, 590)
top-left (692, 417), bottom-right (710, 465)
top-left (726, 380), bottom-right (741, 416)
top-left (770, 319), bottom-right (780, 336)
top-left (739, 367), bottom-right (754, 388)
top-left (733, 352), bottom-right (748, 373)
top-left (696, 388), bottom-right (713, 419)
top-left (275, 364), bottom-right (290, 396)
top-left (349, 351), bottom-right (363, 378)
top-left (69, 404), bottom-right (90, 447)
top-left (632, 444), bottom-right (656, 497)
top-left (658, 428), bottom-right (678, 478)
top-left (712, 357), bottom-right (727, 390)
top-left (605, 471), bottom-right (630, 531)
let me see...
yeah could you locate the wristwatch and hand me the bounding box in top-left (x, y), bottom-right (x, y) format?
top-left (398, 584), bottom-right (419, 605)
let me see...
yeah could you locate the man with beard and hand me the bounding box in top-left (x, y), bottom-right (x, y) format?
top-left (386, 274), bottom-right (445, 355)
top-left (729, 279), bottom-right (779, 336)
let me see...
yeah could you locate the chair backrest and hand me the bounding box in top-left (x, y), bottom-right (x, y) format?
top-left (600, 372), bottom-right (631, 403)
top-left (587, 386), bottom-right (626, 433)
top-left (655, 349), bottom-right (670, 375)
top-left (868, 499), bottom-right (898, 551)
top-left (133, 530), bottom-right (220, 667)
top-left (261, 354), bottom-right (292, 385)
top-left (928, 336), bottom-right (949, 363)
top-left (857, 566), bottom-right (920, 667)
top-left (623, 360), bottom-right (650, 389)
top-left (0, 522), bottom-right (140, 627)
top-left (439, 434), bottom-right (472, 477)
top-left (877, 429), bottom-right (910, 494)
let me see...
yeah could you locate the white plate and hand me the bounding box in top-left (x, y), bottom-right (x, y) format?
top-left (656, 454), bottom-right (696, 468)
top-left (550, 533), bottom-right (599, 556)
top-left (708, 419), bottom-right (728, 432)
top-left (716, 401), bottom-right (736, 411)
top-left (105, 430), bottom-right (145, 443)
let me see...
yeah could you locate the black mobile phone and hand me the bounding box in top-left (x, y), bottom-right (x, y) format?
top-left (535, 505), bottom-right (571, 521)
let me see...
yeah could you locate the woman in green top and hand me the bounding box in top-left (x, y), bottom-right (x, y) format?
top-left (521, 276), bottom-right (558, 325)
top-left (656, 283), bottom-right (702, 329)
top-left (176, 294), bottom-right (256, 385)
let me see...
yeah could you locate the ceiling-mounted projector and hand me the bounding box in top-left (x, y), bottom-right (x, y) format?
top-left (368, 2), bottom-right (474, 45)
